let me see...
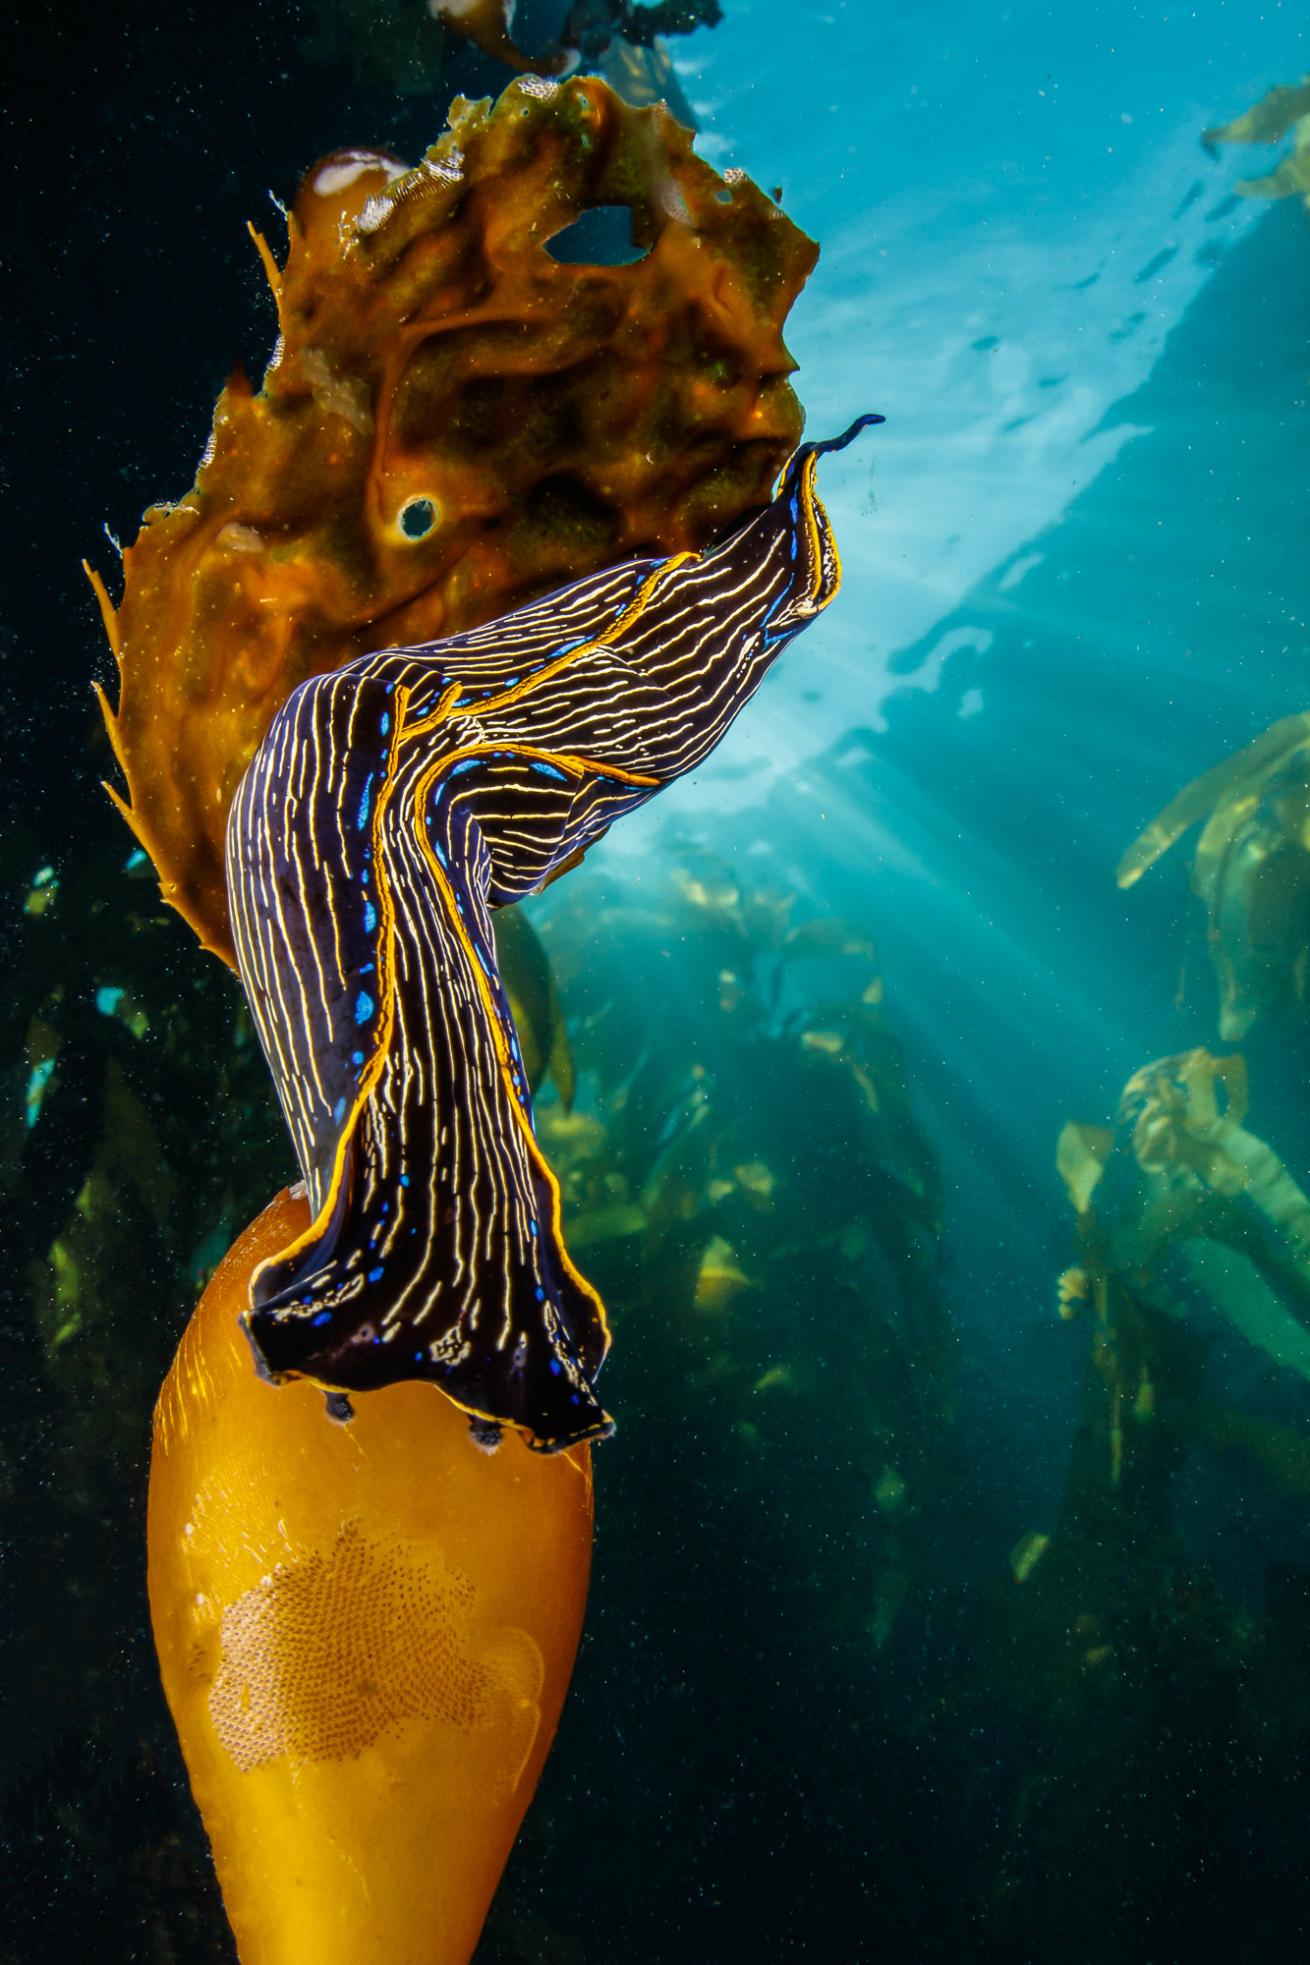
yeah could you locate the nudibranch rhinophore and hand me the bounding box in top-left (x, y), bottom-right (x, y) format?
top-left (227, 418), bottom-right (879, 1450)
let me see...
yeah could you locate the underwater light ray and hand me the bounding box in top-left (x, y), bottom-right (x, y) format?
top-left (668, 701), bottom-right (1187, 1202)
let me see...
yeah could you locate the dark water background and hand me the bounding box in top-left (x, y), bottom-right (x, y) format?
top-left (4, 1), bottom-right (1310, 1959)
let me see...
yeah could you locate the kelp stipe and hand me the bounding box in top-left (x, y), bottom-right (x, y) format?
top-left (148, 1189), bottom-right (593, 1965)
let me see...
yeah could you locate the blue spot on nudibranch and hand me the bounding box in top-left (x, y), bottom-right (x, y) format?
top-left (549, 1359), bottom-right (562, 1376)
top-left (450, 759), bottom-right (480, 778)
top-left (535, 1286), bottom-right (546, 1301)
top-left (400, 1174), bottom-right (411, 1188)
top-left (531, 762), bottom-right (568, 782)
top-left (380, 711), bottom-right (390, 736)
top-left (352, 1050), bottom-right (365, 1065)
top-left (363, 900), bottom-right (377, 933)
top-left (333, 1096), bottom-right (347, 1122)
top-left (759, 588), bottom-right (790, 648)
top-left (368, 1266), bottom-right (384, 1283)
top-left (355, 992), bottom-right (375, 1024)
top-left (312, 1310), bottom-right (333, 1327)
top-left (356, 774), bottom-right (375, 831)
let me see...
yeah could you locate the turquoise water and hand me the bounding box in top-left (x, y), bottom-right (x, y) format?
top-left (4, 1), bottom-right (1310, 1958)
top-left (610, 0), bottom-right (1310, 1542)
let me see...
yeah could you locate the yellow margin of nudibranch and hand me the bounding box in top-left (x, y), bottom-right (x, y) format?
top-left (408, 740), bottom-right (615, 1362)
top-left (769, 443), bottom-right (843, 612)
top-left (800, 448), bottom-right (840, 607)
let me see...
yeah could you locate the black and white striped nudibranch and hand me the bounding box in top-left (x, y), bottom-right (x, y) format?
top-left (225, 416), bottom-right (880, 1451)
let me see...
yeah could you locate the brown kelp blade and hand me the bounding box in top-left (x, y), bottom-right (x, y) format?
top-left (1116, 713), bottom-right (1310, 889)
top-left (1203, 76), bottom-right (1310, 208)
top-left (95, 76), bottom-right (816, 963)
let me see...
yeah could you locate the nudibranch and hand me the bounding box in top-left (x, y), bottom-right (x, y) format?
top-left (228, 418), bottom-right (878, 1449)
top-left (149, 1187), bottom-right (593, 1965)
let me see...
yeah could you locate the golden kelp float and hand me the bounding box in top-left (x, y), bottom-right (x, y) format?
top-left (149, 1189), bottom-right (593, 1965)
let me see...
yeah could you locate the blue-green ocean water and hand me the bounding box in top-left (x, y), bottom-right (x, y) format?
top-left (633, 0), bottom-right (1310, 1569)
top-left (4, 1), bottom-right (1310, 1959)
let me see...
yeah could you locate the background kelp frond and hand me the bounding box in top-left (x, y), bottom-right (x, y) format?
top-left (1117, 714), bottom-right (1310, 1039)
top-left (94, 76), bottom-right (816, 962)
top-left (1056, 1048), bottom-right (1310, 1496)
top-left (1204, 76), bottom-right (1310, 211)
top-left (982, 1041), bottom-right (1310, 1956)
top-left (536, 849), bottom-right (953, 1519)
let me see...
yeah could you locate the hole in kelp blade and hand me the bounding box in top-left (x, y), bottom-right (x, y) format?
top-left (545, 206), bottom-right (649, 266)
top-left (399, 497), bottom-right (437, 539)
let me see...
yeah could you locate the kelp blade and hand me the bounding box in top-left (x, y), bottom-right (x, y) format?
top-left (147, 1189), bottom-right (593, 1965)
top-left (100, 76), bottom-right (815, 962)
